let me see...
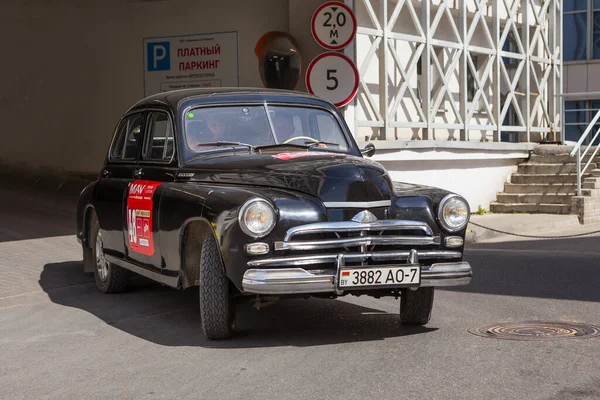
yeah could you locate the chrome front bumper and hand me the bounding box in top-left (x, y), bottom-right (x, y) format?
top-left (242, 261), bottom-right (472, 295)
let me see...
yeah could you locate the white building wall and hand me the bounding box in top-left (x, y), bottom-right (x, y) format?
top-left (371, 143), bottom-right (532, 211)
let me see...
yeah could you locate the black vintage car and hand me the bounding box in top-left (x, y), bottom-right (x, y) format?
top-left (76, 88), bottom-right (472, 340)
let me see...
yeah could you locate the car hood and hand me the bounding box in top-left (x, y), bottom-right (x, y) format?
top-left (180, 151), bottom-right (394, 203)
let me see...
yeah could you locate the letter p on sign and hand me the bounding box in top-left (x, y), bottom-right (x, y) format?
top-left (147, 42), bottom-right (170, 71)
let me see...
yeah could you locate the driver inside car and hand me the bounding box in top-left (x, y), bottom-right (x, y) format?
top-left (206, 114), bottom-right (237, 142)
top-left (272, 113), bottom-right (326, 147)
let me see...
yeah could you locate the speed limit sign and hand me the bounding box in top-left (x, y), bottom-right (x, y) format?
top-left (306, 52), bottom-right (359, 108)
top-left (311, 1), bottom-right (357, 50)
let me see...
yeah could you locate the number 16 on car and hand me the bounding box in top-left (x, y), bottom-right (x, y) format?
top-left (306, 52), bottom-right (359, 108)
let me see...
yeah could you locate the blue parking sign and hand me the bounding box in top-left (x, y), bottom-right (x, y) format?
top-left (147, 42), bottom-right (170, 71)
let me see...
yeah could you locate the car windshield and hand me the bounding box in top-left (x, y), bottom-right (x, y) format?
top-left (184, 105), bottom-right (351, 153)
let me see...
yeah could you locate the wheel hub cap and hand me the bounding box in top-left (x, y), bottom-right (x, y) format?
top-left (95, 231), bottom-right (109, 282)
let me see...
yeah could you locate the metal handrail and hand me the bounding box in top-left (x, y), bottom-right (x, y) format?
top-left (569, 109), bottom-right (600, 196)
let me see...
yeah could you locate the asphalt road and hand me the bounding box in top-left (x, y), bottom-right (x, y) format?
top-left (1, 184), bottom-right (600, 400)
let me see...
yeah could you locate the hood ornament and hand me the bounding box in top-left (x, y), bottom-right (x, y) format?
top-left (351, 210), bottom-right (378, 223)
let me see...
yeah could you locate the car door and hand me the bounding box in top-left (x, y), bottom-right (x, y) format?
top-left (123, 108), bottom-right (177, 271)
top-left (94, 111), bottom-right (144, 260)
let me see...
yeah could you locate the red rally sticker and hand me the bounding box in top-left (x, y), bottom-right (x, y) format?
top-left (271, 151), bottom-right (331, 161)
top-left (127, 180), bottom-right (162, 256)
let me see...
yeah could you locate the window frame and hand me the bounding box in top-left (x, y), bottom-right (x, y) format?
top-left (140, 109), bottom-right (177, 165)
top-left (181, 102), bottom-right (356, 158)
top-left (107, 111), bottom-right (145, 164)
top-left (564, 99), bottom-right (600, 145)
top-left (563, 0), bottom-right (599, 62)
top-left (268, 104), bottom-right (351, 151)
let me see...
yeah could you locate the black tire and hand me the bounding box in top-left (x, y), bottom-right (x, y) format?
top-left (89, 212), bottom-right (130, 294)
top-left (400, 287), bottom-right (435, 325)
top-left (199, 232), bottom-right (235, 340)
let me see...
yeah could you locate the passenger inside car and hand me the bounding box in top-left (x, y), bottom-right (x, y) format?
top-left (272, 113), bottom-right (297, 142)
top-left (272, 111), bottom-right (327, 148)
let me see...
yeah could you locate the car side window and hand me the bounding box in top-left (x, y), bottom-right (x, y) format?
top-left (142, 112), bottom-right (175, 162)
top-left (109, 113), bottom-right (143, 162)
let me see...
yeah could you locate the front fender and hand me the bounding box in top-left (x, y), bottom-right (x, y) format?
top-left (202, 186), bottom-right (326, 291)
top-left (392, 181), bottom-right (469, 253)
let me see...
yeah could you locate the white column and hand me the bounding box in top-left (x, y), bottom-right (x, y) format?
top-left (493, 0), bottom-right (501, 142)
top-left (421, 0), bottom-right (431, 140)
top-left (460, 0), bottom-right (468, 141)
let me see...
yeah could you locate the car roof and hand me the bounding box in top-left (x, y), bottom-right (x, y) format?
top-left (127, 87), bottom-right (331, 113)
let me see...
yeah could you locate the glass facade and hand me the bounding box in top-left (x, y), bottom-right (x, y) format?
top-left (564, 0), bottom-right (600, 61)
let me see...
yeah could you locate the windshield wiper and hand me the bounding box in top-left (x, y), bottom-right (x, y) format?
top-left (197, 141), bottom-right (254, 150)
top-left (254, 142), bottom-right (339, 151)
top-left (254, 143), bottom-right (309, 151)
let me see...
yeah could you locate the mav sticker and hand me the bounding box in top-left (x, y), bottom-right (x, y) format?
top-left (271, 151), bottom-right (331, 160)
top-left (127, 180), bottom-right (162, 256)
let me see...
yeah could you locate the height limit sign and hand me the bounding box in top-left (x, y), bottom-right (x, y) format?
top-left (311, 1), bottom-right (357, 50)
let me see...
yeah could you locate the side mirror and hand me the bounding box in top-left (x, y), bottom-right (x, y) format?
top-left (361, 143), bottom-right (376, 157)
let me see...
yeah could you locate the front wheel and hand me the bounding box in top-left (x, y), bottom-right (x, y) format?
top-left (400, 287), bottom-right (434, 325)
top-left (198, 233), bottom-right (236, 340)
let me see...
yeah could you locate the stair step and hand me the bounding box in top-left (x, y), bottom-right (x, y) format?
top-left (495, 193), bottom-right (574, 204)
top-left (529, 154), bottom-right (598, 164)
top-left (489, 203), bottom-right (572, 214)
top-left (503, 183), bottom-right (576, 194)
top-left (582, 214), bottom-right (600, 224)
top-left (510, 173), bottom-right (586, 184)
top-left (581, 189), bottom-right (600, 196)
top-left (517, 163), bottom-right (597, 175)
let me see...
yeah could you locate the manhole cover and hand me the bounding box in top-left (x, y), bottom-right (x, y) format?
top-left (468, 321), bottom-right (600, 341)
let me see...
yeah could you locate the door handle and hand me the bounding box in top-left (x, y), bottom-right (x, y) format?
top-left (134, 168), bottom-right (143, 178)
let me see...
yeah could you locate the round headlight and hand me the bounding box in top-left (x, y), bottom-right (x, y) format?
top-left (438, 194), bottom-right (470, 232)
top-left (239, 198), bottom-right (276, 238)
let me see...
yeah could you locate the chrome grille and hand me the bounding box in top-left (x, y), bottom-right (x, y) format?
top-left (274, 219), bottom-right (439, 252)
top-left (247, 210), bottom-right (462, 269)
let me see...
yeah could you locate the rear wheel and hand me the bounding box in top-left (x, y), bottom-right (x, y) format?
top-left (198, 232), bottom-right (236, 340)
top-left (400, 287), bottom-right (434, 325)
top-left (89, 212), bottom-right (130, 294)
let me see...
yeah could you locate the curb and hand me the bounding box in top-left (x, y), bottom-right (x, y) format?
top-left (465, 229), bottom-right (477, 244)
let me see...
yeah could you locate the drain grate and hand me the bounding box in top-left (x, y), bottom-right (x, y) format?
top-left (468, 321), bottom-right (600, 341)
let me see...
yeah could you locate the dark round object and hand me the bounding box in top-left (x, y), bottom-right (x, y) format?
top-left (468, 321), bottom-right (600, 341)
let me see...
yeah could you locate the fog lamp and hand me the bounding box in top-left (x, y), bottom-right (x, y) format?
top-left (245, 242), bottom-right (270, 255)
top-left (444, 236), bottom-right (464, 248)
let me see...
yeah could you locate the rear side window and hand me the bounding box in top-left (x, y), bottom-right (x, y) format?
top-left (109, 113), bottom-right (143, 162)
top-left (142, 112), bottom-right (175, 162)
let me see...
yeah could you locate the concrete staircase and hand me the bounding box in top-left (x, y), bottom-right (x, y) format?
top-left (490, 150), bottom-right (600, 222)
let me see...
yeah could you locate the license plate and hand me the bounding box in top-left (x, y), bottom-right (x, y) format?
top-left (337, 265), bottom-right (421, 289)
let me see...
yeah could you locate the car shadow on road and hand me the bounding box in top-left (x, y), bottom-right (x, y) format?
top-left (442, 236), bottom-right (600, 303)
top-left (39, 261), bottom-right (437, 348)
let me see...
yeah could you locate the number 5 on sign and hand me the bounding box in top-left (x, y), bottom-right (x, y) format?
top-left (306, 52), bottom-right (359, 108)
